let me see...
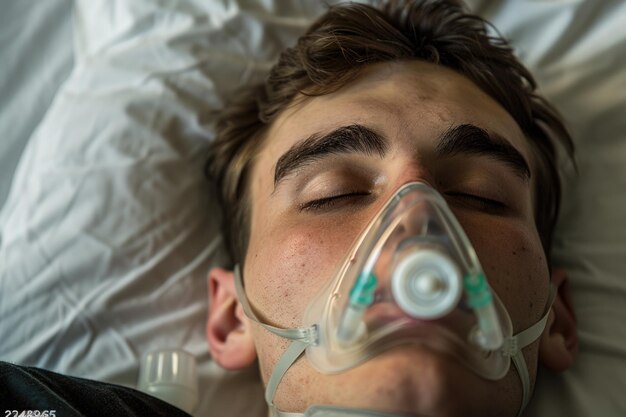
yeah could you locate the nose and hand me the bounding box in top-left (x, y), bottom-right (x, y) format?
top-left (370, 189), bottom-right (435, 283)
top-left (370, 183), bottom-right (463, 317)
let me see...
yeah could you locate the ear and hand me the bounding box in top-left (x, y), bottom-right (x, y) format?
top-left (538, 268), bottom-right (578, 371)
top-left (207, 267), bottom-right (257, 370)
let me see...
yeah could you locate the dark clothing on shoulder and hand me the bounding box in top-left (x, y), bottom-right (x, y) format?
top-left (0, 361), bottom-right (191, 417)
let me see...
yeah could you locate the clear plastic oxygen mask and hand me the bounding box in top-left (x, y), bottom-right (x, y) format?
top-left (302, 181), bottom-right (511, 378)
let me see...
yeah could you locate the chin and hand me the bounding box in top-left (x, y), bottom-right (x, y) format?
top-left (278, 344), bottom-right (507, 417)
top-left (336, 345), bottom-right (488, 417)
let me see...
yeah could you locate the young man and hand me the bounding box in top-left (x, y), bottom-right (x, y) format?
top-left (206, 1), bottom-right (578, 417)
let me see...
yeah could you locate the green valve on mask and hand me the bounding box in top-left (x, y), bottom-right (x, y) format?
top-left (464, 272), bottom-right (492, 308)
top-left (349, 272), bottom-right (378, 307)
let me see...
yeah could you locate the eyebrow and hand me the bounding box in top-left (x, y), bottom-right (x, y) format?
top-left (273, 124), bottom-right (388, 188)
top-left (272, 122), bottom-right (530, 189)
top-left (436, 124), bottom-right (531, 181)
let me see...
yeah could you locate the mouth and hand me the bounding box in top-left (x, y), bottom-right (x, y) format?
top-left (365, 301), bottom-right (413, 327)
top-left (363, 300), bottom-right (437, 332)
top-left (365, 287), bottom-right (474, 335)
top-left (359, 299), bottom-right (474, 355)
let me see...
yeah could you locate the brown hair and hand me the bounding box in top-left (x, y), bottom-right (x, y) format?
top-left (205, 0), bottom-right (574, 266)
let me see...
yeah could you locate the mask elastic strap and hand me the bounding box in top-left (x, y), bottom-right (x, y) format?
top-left (234, 265), bottom-right (315, 416)
top-left (267, 340), bottom-right (309, 417)
top-left (504, 285), bottom-right (556, 417)
top-left (234, 265), bottom-right (316, 343)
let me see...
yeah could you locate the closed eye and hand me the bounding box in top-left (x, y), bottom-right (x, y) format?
top-left (299, 191), bottom-right (372, 212)
top-left (445, 192), bottom-right (506, 212)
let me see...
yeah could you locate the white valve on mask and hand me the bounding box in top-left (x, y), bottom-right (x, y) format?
top-left (392, 249), bottom-right (462, 319)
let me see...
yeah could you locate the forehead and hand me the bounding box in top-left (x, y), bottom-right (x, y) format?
top-left (254, 60), bottom-right (531, 189)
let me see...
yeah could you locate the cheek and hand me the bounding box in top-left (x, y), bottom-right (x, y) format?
top-left (245, 220), bottom-right (359, 328)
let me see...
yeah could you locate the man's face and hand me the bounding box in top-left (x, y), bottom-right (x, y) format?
top-left (243, 61), bottom-right (551, 416)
